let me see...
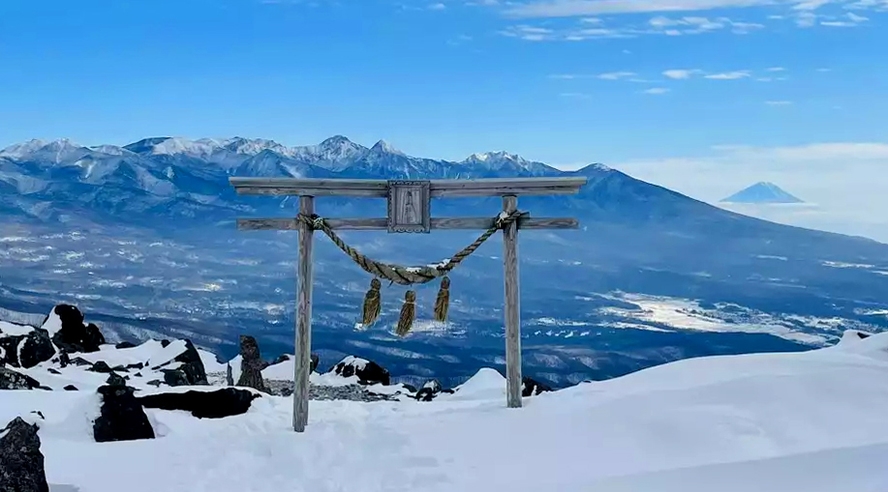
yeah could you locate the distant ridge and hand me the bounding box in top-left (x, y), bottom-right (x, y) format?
top-left (721, 182), bottom-right (804, 204)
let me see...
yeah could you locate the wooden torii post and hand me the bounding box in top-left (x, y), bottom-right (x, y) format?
top-left (229, 177), bottom-right (586, 432)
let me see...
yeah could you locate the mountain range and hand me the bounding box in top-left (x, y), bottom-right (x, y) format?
top-left (2, 135), bottom-right (888, 386)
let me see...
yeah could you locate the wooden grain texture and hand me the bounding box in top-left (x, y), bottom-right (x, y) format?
top-left (237, 216), bottom-right (580, 231)
top-left (293, 196), bottom-right (314, 432)
top-left (229, 177), bottom-right (587, 197)
top-left (502, 195), bottom-right (523, 409)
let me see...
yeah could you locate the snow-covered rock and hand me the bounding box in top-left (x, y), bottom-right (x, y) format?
top-left (330, 356), bottom-right (390, 386)
top-left (521, 376), bottom-right (553, 397)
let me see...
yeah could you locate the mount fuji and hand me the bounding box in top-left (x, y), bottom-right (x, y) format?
top-left (721, 182), bottom-right (805, 204)
top-left (2, 135), bottom-right (888, 388)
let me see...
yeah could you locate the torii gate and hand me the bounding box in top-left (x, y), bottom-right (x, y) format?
top-left (230, 177), bottom-right (586, 432)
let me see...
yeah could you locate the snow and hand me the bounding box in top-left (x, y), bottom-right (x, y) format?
top-left (1, 319), bottom-right (39, 336)
top-left (595, 292), bottom-right (832, 344)
top-left (339, 355), bottom-right (368, 370)
top-left (41, 309), bottom-right (63, 335)
top-left (2, 330), bottom-right (888, 491)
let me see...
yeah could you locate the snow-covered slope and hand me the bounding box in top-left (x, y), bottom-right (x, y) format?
top-left (3, 323), bottom-right (888, 491)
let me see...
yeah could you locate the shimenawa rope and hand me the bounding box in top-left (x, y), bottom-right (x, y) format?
top-left (299, 209), bottom-right (523, 335)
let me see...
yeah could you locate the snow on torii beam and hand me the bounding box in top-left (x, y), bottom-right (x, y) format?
top-left (229, 176), bottom-right (587, 433)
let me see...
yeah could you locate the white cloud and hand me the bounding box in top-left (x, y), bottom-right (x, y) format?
top-left (663, 69), bottom-right (700, 79)
top-left (643, 87), bottom-right (670, 94)
top-left (598, 71), bottom-right (637, 80)
top-left (504, 0), bottom-right (779, 17)
top-left (704, 70), bottom-right (752, 79)
top-left (429, 2), bottom-right (447, 9)
top-left (765, 100), bottom-right (793, 105)
top-left (613, 142), bottom-right (888, 241)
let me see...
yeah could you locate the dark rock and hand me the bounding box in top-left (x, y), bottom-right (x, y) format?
top-left (18, 329), bottom-right (55, 369)
top-left (160, 339), bottom-right (171, 348)
top-left (93, 384), bottom-right (155, 443)
top-left (111, 365), bottom-right (128, 373)
top-left (138, 388), bottom-right (260, 419)
top-left (58, 351), bottom-right (70, 368)
top-left (126, 362), bottom-right (144, 370)
top-left (522, 376), bottom-right (553, 397)
top-left (175, 340), bottom-right (207, 385)
top-left (161, 369), bottom-right (189, 387)
top-left (226, 363), bottom-right (233, 386)
top-left (311, 353), bottom-right (320, 373)
top-left (63, 385), bottom-right (78, 391)
top-left (46, 368), bottom-right (61, 375)
top-left (415, 379), bottom-right (443, 402)
top-left (115, 341), bottom-right (137, 349)
top-left (151, 340), bottom-right (207, 387)
top-left (0, 417), bottom-right (49, 492)
top-left (49, 305), bottom-right (105, 354)
top-left (30, 411), bottom-right (45, 420)
top-left (89, 361), bottom-right (113, 373)
top-left (331, 357), bottom-right (390, 386)
top-left (0, 336), bottom-right (23, 367)
top-left (69, 357), bottom-right (91, 367)
top-left (146, 379), bottom-right (162, 387)
top-left (857, 331), bottom-right (871, 339)
top-left (106, 373), bottom-right (127, 386)
top-left (134, 372), bottom-right (143, 378)
top-left (236, 335), bottom-right (267, 392)
top-left (273, 354), bottom-right (290, 365)
top-left (402, 383), bottom-right (418, 393)
top-left (0, 367), bottom-right (41, 390)
top-left (36, 386), bottom-right (52, 391)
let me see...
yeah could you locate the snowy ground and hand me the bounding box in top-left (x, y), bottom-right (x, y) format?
top-left (4, 329), bottom-right (888, 491)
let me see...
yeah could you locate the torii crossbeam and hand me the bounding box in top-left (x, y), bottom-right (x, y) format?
top-left (230, 176), bottom-right (586, 432)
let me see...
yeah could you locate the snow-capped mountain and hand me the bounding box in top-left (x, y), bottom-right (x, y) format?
top-left (4, 134), bottom-right (888, 387)
top-left (0, 135), bottom-right (580, 225)
top-left (721, 182), bottom-right (804, 204)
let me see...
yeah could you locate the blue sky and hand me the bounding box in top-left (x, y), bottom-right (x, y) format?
top-left (2, 0), bottom-right (886, 166)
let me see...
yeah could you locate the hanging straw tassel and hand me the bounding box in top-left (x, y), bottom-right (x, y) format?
top-left (433, 276), bottom-right (450, 322)
top-left (361, 278), bottom-right (382, 327)
top-left (396, 290), bottom-right (416, 337)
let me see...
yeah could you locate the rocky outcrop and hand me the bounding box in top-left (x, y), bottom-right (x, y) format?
top-left (0, 337), bottom-right (20, 367)
top-left (330, 356), bottom-right (390, 386)
top-left (137, 388), bottom-right (260, 419)
top-left (48, 304), bottom-right (105, 354)
top-left (414, 379), bottom-right (455, 401)
top-left (93, 384), bottom-right (155, 443)
top-left (522, 376), bottom-right (553, 397)
top-left (18, 329), bottom-right (55, 369)
top-left (236, 335), bottom-right (267, 392)
top-left (149, 339), bottom-right (208, 387)
top-left (265, 380), bottom-right (400, 401)
top-left (0, 417), bottom-right (49, 492)
top-left (0, 367), bottom-right (41, 390)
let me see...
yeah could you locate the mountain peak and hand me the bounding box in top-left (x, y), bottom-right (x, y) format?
top-left (466, 151), bottom-right (525, 163)
top-left (370, 139), bottom-right (404, 155)
top-left (721, 182), bottom-right (804, 204)
top-left (0, 138), bottom-right (87, 162)
top-left (319, 135), bottom-right (355, 147)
